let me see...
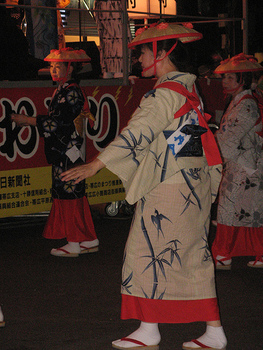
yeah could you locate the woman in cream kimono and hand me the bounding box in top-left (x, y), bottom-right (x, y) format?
top-left (61, 23), bottom-right (227, 350)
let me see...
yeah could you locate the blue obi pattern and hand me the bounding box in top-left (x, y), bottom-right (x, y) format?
top-left (164, 113), bottom-right (207, 158)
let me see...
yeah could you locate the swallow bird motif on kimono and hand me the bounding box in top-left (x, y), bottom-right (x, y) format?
top-left (151, 209), bottom-right (172, 238)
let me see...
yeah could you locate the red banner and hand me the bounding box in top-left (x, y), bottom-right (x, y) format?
top-left (0, 78), bottom-right (224, 217)
top-left (0, 79), bottom-right (157, 171)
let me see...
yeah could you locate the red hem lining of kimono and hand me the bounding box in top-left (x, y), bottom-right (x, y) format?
top-left (121, 295), bottom-right (220, 323)
top-left (43, 197), bottom-right (97, 242)
top-left (212, 223), bottom-right (263, 258)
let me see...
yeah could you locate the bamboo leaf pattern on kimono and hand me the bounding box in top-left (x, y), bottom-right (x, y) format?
top-left (160, 239), bottom-right (182, 266)
top-left (186, 168), bottom-right (202, 181)
top-left (140, 216), bottom-right (158, 299)
top-left (158, 289), bottom-right (166, 300)
top-left (141, 288), bottom-right (149, 299)
top-left (180, 168), bottom-right (202, 212)
top-left (113, 128), bottom-right (155, 167)
top-left (116, 132), bottom-right (140, 166)
top-left (142, 253), bottom-right (171, 280)
top-left (140, 207), bottom-right (182, 299)
top-left (143, 128), bottom-right (154, 144)
top-left (122, 272), bottom-right (133, 294)
top-left (161, 146), bottom-right (170, 181)
top-left (141, 197), bottom-right (146, 212)
top-left (179, 191), bottom-right (197, 215)
top-left (149, 150), bottom-right (163, 172)
top-left (200, 225), bottom-right (211, 261)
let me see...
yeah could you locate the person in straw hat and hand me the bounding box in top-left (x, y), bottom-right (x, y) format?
top-left (11, 48), bottom-right (99, 257)
top-left (61, 22), bottom-right (227, 349)
top-left (211, 53), bottom-right (263, 270)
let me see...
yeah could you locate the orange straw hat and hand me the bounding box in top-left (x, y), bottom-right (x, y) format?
top-left (128, 21), bottom-right (202, 76)
top-left (44, 47), bottom-right (91, 62)
top-left (128, 21), bottom-right (202, 49)
top-left (214, 53), bottom-right (263, 74)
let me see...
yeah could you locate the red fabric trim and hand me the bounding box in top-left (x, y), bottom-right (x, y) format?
top-left (155, 81), bottom-right (222, 166)
top-left (212, 223), bottom-right (263, 258)
top-left (192, 339), bottom-right (210, 348)
top-left (55, 248), bottom-right (72, 255)
top-left (215, 68), bottom-right (262, 74)
top-left (121, 295), bottom-right (220, 323)
top-left (43, 197), bottom-right (97, 242)
top-left (121, 338), bottom-right (147, 346)
top-left (236, 94), bottom-right (255, 104)
top-left (173, 98), bottom-right (193, 119)
top-left (44, 58), bottom-right (90, 62)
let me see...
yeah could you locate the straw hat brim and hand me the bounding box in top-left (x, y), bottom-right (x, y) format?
top-left (44, 49), bottom-right (91, 62)
top-left (128, 23), bottom-right (202, 49)
top-left (214, 56), bottom-right (263, 74)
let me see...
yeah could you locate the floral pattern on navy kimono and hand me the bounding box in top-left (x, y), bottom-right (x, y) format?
top-left (36, 80), bottom-right (86, 200)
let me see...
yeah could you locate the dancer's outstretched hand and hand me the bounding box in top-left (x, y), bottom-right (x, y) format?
top-left (60, 158), bottom-right (105, 184)
top-left (11, 113), bottom-right (37, 127)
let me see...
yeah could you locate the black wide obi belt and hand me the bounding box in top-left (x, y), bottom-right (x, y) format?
top-left (163, 124), bottom-right (207, 158)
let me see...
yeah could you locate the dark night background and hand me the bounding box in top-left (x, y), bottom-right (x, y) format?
top-left (131, 0), bottom-right (263, 75)
top-left (175, 0), bottom-right (263, 67)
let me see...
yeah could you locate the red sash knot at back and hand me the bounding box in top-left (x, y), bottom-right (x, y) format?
top-left (155, 81), bottom-right (222, 166)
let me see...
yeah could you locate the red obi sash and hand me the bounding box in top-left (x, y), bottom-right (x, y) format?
top-left (155, 81), bottom-right (222, 166)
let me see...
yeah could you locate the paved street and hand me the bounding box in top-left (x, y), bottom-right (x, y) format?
top-left (0, 207), bottom-right (262, 350)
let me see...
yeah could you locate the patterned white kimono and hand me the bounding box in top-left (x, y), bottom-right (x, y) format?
top-left (215, 90), bottom-right (263, 226)
top-left (98, 72), bottom-right (222, 323)
top-left (213, 89), bottom-right (263, 258)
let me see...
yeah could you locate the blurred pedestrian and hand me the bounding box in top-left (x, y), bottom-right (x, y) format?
top-left (212, 53), bottom-right (263, 269)
top-left (11, 48), bottom-right (99, 257)
top-left (61, 22), bottom-right (227, 350)
top-left (0, 306), bottom-right (4, 327)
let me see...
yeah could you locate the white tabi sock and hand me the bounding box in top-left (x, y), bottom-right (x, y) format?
top-left (216, 255), bottom-right (232, 265)
top-left (66, 242), bottom-right (81, 253)
top-left (112, 321), bottom-right (161, 348)
top-left (183, 325), bottom-right (227, 349)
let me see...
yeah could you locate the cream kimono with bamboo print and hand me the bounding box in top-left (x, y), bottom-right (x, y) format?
top-left (98, 72), bottom-right (222, 301)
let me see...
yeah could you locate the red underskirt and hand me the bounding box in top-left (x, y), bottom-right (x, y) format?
top-left (212, 223), bottom-right (263, 258)
top-left (43, 197), bottom-right (97, 242)
top-left (121, 295), bottom-right (220, 323)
